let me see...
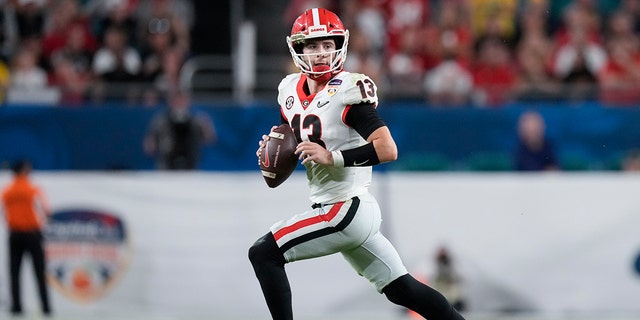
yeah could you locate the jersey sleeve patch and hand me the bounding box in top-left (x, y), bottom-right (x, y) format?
top-left (341, 73), bottom-right (379, 106)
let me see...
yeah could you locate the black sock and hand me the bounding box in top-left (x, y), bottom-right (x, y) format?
top-left (383, 274), bottom-right (465, 320)
top-left (248, 233), bottom-right (292, 320)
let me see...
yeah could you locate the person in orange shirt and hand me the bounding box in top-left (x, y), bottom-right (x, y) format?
top-left (1, 160), bottom-right (52, 317)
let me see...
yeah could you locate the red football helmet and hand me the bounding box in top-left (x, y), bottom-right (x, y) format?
top-left (286, 8), bottom-right (349, 79)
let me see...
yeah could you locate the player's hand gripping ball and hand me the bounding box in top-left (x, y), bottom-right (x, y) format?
top-left (259, 124), bottom-right (299, 188)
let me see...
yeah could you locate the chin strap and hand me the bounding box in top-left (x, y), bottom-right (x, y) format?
top-left (309, 72), bottom-right (333, 83)
top-left (308, 65), bottom-right (336, 83)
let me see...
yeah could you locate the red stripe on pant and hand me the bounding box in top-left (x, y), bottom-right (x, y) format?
top-left (273, 202), bottom-right (345, 241)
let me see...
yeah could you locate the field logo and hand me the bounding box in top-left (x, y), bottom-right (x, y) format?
top-left (45, 209), bottom-right (131, 303)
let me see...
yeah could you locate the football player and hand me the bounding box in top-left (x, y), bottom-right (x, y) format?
top-left (249, 7), bottom-right (466, 320)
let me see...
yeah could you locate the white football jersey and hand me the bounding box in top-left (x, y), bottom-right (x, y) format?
top-left (277, 71), bottom-right (379, 204)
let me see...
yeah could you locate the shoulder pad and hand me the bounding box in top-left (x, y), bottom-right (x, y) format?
top-left (277, 73), bottom-right (301, 105)
top-left (278, 73), bottom-right (299, 92)
top-left (338, 72), bottom-right (378, 106)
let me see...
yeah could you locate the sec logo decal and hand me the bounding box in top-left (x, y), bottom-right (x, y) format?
top-left (285, 96), bottom-right (294, 110)
top-left (45, 209), bottom-right (131, 303)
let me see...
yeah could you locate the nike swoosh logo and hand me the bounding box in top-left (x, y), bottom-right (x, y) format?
top-left (317, 101), bottom-right (329, 108)
top-left (353, 160), bottom-right (369, 166)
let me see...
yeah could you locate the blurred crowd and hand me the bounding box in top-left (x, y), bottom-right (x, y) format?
top-left (299, 0), bottom-right (640, 107)
top-left (0, 0), bottom-right (193, 106)
top-left (3, 0), bottom-right (640, 108)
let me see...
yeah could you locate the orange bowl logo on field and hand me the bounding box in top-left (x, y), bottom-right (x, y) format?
top-left (44, 209), bottom-right (131, 303)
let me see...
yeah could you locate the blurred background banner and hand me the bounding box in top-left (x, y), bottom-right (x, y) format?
top-left (45, 208), bottom-right (131, 303)
top-left (2, 103), bottom-right (640, 172)
top-left (0, 172), bottom-right (638, 318)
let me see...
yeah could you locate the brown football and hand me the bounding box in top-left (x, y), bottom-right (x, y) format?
top-left (259, 124), bottom-right (299, 188)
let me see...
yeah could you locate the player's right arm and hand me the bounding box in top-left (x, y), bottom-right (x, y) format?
top-left (258, 74), bottom-right (298, 162)
top-left (256, 125), bottom-right (279, 164)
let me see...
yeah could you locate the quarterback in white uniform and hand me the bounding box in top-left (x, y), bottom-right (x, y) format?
top-left (277, 71), bottom-right (377, 204)
top-left (249, 7), bottom-right (466, 320)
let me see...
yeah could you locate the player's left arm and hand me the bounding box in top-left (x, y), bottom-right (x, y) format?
top-left (365, 126), bottom-right (397, 164)
top-left (336, 73), bottom-right (397, 166)
top-left (331, 103), bottom-right (397, 166)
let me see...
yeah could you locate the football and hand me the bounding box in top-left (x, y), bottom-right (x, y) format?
top-left (259, 124), bottom-right (299, 188)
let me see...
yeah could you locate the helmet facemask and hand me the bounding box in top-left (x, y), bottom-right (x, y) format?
top-left (287, 32), bottom-right (349, 79)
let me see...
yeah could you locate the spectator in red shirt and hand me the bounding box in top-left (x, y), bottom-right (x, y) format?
top-left (598, 38), bottom-right (640, 106)
top-left (47, 21), bottom-right (95, 105)
top-left (513, 2), bottom-right (563, 102)
top-left (386, 25), bottom-right (428, 98)
top-left (421, 1), bottom-right (473, 70)
top-left (471, 37), bottom-right (517, 106)
top-left (382, 0), bottom-right (430, 55)
top-left (48, 54), bottom-right (92, 106)
top-left (42, 0), bottom-right (97, 64)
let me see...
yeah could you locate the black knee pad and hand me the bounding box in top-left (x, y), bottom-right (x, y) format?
top-left (383, 274), bottom-right (464, 320)
top-left (383, 274), bottom-right (415, 305)
top-left (248, 232), bottom-right (286, 267)
top-left (382, 274), bottom-right (449, 309)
